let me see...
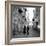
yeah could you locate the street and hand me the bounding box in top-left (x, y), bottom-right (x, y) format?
top-left (12, 26), bottom-right (40, 38)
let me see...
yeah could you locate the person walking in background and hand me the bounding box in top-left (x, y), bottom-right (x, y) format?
top-left (23, 25), bottom-right (26, 35)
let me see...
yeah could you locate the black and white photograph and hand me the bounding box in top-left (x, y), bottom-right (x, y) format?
top-left (11, 5), bottom-right (40, 38)
top-left (5, 1), bottom-right (45, 44)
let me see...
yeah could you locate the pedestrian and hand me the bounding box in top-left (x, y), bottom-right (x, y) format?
top-left (27, 26), bottom-right (29, 35)
top-left (23, 25), bottom-right (26, 35)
